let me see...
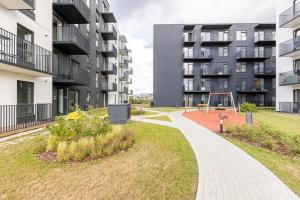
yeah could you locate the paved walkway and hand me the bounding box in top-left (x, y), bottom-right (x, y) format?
top-left (133, 110), bottom-right (299, 200)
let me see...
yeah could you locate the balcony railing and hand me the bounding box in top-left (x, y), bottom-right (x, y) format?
top-left (101, 43), bottom-right (117, 57)
top-left (254, 34), bottom-right (276, 45)
top-left (119, 86), bottom-right (129, 94)
top-left (101, 62), bottom-right (117, 75)
top-left (201, 36), bottom-right (232, 45)
top-left (279, 71), bottom-right (300, 86)
top-left (279, 2), bottom-right (300, 28)
top-left (236, 85), bottom-right (268, 92)
top-left (53, 55), bottom-right (90, 86)
top-left (99, 6), bottom-right (117, 23)
top-left (119, 74), bottom-right (129, 82)
top-left (53, 0), bottom-right (90, 24)
top-left (236, 51), bottom-right (268, 61)
top-left (254, 68), bottom-right (276, 76)
top-left (0, 28), bottom-right (52, 75)
top-left (119, 59), bottom-right (128, 68)
top-left (100, 24), bottom-right (118, 40)
top-left (279, 102), bottom-right (300, 113)
top-left (183, 53), bottom-right (213, 61)
top-left (101, 83), bottom-right (117, 92)
top-left (126, 68), bottom-right (133, 75)
top-left (183, 69), bottom-right (195, 76)
top-left (0, 0), bottom-right (34, 10)
top-left (279, 36), bottom-right (300, 57)
top-left (0, 104), bottom-right (52, 133)
top-left (119, 44), bottom-right (128, 56)
top-left (201, 68), bottom-right (232, 76)
top-left (53, 25), bottom-right (90, 55)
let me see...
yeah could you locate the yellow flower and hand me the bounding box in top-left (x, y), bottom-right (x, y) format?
top-left (66, 111), bottom-right (84, 120)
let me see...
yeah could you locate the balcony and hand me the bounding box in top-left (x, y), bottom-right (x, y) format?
top-left (0, 104), bottom-right (52, 134)
top-left (279, 37), bottom-right (300, 57)
top-left (127, 78), bottom-right (132, 84)
top-left (119, 59), bottom-right (129, 68)
top-left (236, 51), bottom-right (268, 61)
top-left (126, 68), bottom-right (133, 75)
top-left (183, 69), bottom-right (196, 77)
top-left (183, 85), bottom-right (214, 93)
top-left (128, 90), bottom-right (133, 95)
top-left (101, 43), bottom-right (117, 57)
top-left (127, 56), bottom-right (132, 63)
top-left (119, 86), bottom-right (129, 94)
top-left (201, 68), bottom-right (232, 77)
top-left (0, 0), bottom-right (34, 10)
top-left (279, 71), bottom-right (300, 86)
top-left (254, 68), bottom-right (276, 77)
top-left (53, 62), bottom-right (90, 86)
top-left (279, 102), bottom-right (300, 114)
top-left (100, 7), bottom-right (117, 23)
top-left (53, 25), bottom-right (90, 55)
top-left (119, 44), bottom-right (129, 56)
top-left (279, 2), bottom-right (300, 28)
top-left (101, 24), bottom-right (117, 41)
top-left (53, 0), bottom-right (90, 24)
top-left (201, 38), bottom-right (232, 46)
top-left (0, 28), bottom-right (52, 76)
top-left (119, 74), bottom-right (129, 82)
top-left (183, 54), bottom-right (213, 62)
top-left (183, 36), bottom-right (196, 47)
top-left (236, 85), bottom-right (268, 93)
top-left (254, 35), bottom-right (276, 46)
top-left (101, 62), bottom-right (117, 75)
top-left (101, 83), bottom-right (117, 92)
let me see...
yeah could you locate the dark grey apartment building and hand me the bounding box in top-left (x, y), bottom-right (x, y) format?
top-left (52, 0), bottom-right (132, 116)
top-left (154, 24), bottom-right (276, 107)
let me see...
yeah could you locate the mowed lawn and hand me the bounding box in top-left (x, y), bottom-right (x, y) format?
top-left (150, 107), bottom-right (195, 113)
top-left (254, 111), bottom-right (300, 136)
top-left (0, 122), bottom-right (198, 200)
top-left (145, 115), bottom-right (172, 122)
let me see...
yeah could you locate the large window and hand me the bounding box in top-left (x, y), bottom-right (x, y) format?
top-left (254, 62), bottom-right (265, 74)
top-left (17, 81), bottom-right (34, 105)
top-left (294, 90), bottom-right (300, 102)
top-left (218, 63), bottom-right (229, 74)
top-left (254, 31), bottom-right (264, 41)
top-left (236, 31), bottom-right (247, 41)
top-left (254, 46), bottom-right (265, 57)
top-left (201, 63), bottom-right (211, 74)
top-left (218, 31), bottom-right (229, 41)
top-left (96, 73), bottom-right (99, 88)
top-left (254, 78), bottom-right (264, 90)
top-left (238, 79), bottom-right (247, 90)
top-left (184, 95), bottom-right (193, 107)
top-left (218, 47), bottom-right (229, 57)
top-left (201, 32), bottom-right (211, 41)
top-left (184, 78), bottom-right (193, 91)
top-left (184, 31), bottom-right (194, 42)
top-left (236, 46), bottom-right (247, 57)
top-left (219, 78), bottom-right (229, 89)
top-left (183, 47), bottom-right (193, 58)
top-left (200, 79), bottom-right (211, 90)
top-left (183, 63), bottom-right (193, 75)
top-left (200, 47), bottom-right (211, 58)
top-left (294, 59), bottom-right (300, 73)
top-left (272, 46), bottom-right (276, 57)
top-left (236, 62), bottom-right (246, 73)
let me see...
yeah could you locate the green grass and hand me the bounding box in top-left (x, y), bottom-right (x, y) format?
top-left (253, 111), bottom-right (300, 136)
top-left (145, 115), bottom-right (172, 122)
top-left (0, 122), bottom-right (197, 200)
top-left (88, 107), bottom-right (108, 116)
top-left (227, 137), bottom-right (300, 196)
top-left (150, 107), bottom-right (195, 113)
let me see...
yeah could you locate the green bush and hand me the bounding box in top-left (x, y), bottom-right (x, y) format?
top-left (240, 103), bottom-right (257, 113)
top-left (57, 141), bottom-right (70, 163)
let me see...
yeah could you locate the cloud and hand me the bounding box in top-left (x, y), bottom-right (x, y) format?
top-left (109, 0), bottom-right (276, 94)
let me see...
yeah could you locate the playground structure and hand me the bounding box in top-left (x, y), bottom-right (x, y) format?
top-left (205, 92), bottom-right (237, 115)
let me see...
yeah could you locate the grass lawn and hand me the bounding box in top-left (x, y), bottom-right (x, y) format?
top-left (89, 107), bottom-right (157, 117)
top-left (145, 115), bottom-right (172, 122)
top-left (150, 107), bottom-right (195, 113)
top-left (0, 122), bottom-right (197, 200)
top-left (227, 137), bottom-right (300, 196)
top-left (253, 111), bottom-right (300, 136)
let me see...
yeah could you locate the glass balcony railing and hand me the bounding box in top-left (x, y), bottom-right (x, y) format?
top-left (279, 71), bottom-right (300, 86)
top-left (279, 2), bottom-right (300, 28)
top-left (279, 36), bottom-right (300, 57)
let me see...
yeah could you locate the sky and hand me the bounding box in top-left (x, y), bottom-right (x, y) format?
top-left (109, 0), bottom-right (276, 95)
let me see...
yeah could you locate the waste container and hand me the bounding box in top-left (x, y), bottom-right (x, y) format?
top-left (108, 104), bottom-right (131, 124)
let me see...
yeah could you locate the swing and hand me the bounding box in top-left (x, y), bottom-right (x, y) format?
top-left (205, 92), bottom-right (237, 115)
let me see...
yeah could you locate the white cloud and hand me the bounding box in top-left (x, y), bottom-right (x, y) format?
top-left (110, 0), bottom-right (276, 94)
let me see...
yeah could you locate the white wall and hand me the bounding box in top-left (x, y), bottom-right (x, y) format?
top-left (276, 0), bottom-right (300, 110)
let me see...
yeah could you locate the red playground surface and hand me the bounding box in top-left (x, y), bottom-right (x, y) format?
top-left (183, 110), bottom-right (246, 133)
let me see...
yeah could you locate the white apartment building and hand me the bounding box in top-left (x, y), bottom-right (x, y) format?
top-left (277, 0), bottom-right (300, 113)
top-left (0, 0), bottom-right (53, 132)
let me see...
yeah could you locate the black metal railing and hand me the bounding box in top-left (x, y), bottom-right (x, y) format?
top-left (101, 62), bottom-right (117, 74)
top-left (0, 104), bottom-right (52, 133)
top-left (101, 82), bottom-right (117, 92)
top-left (0, 28), bottom-right (52, 74)
top-left (201, 67), bottom-right (232, 76)
top-left (53, 0), bottom-right (90, 22)
top-left (53, 25), bottom-right (90, 54)
top-left (279, 70), bottom-right (300, 86)
top-left (279, 36), bottom-right (300, 56)
top-left (201, 35), bottom-right (230, 42)
top-left (119, 73), bottom-right (129, 81)
top-left (236, 50), bottom-right (265, 58)
top-left (254, 67), bottom-right (276, 76)
top-left (236, 84), bottom-right (268, 92)
top-left (279, 102), bottom-right (300, 113)
top-left (279, 1), bottom-right (300, 27)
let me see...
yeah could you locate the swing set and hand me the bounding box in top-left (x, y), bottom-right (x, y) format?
top-left (205, 92), bottom-right (237, 115)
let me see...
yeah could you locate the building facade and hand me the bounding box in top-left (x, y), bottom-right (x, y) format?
top-left (52, 0), bottom-right (133, 116)
top-left (277, 0), bottom-right (300, 113)
top-left (154, 24), bottom-right (276, 107)
top-left (0, 0), bottom-right (53, 133)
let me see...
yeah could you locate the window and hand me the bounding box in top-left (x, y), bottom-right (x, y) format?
top-left (96, 53), bottom-right (100, 68)
top-left (236, 46), bottom-right (247, 57)
top-left (85, 0), bottom-right (90, 8)
top-left (236, 31), bottom-right (247, 40)
top-left (254, 78), bottom-right (264, 90)
top-left (200, 79), bottom-right (211, 90)
top-left (200, 94), bottom-right (208, 104)
top-left (254, 62), bottom-right (265, 74)
top-left (201, 63), bottom-right (211, 74)
top-left (86, 91), bottom-right (91, 104)
top-left (184, 31), bottom-right (194, 42)
top-left (254, 46), bottom-right (264, 57)
top-left (272, 31), bottom-right (276, 40)
top-left (272, 46), bottom-right (276, 57)
top-left (183, 63), bottom-right (193, 75)
top-left (96, 73), bottom-right (99, 88)
top-left (184, 78), bottom-right (193, 91)
top-left (238, 79), bottom-right (247, 90)
top-left (294, 59), bottom-right (300, 73)
top-left (218, 63), bottom-right (229, 74)
top-left (184, 95), bottom-right (193, 107)
top-left (294, 89), bottom-right (300, 102)
top-left (200, 47), bottom-right (211, 58)
top-left (238, 94), bottom-right (247, 104)
top-left (17, 81), bottom-right (34, 105)
top-left (218, 31), bottom-right (229, 41)
top-left (96, 31), bottom-right (100, 47)
top-left (183, 47), bottom-right (193, 58)
top-left (254, 31), bottom-right (264, 41)
top-left (236, 62), bottom-right (246, 72)
top-left (219, 78), bottom-right (229, 89)
top-left (218, 47), bottom-right (229, 57)
top-left (201, 32), bottom-right (211, 41)
top-left (86, 24), bottom-right (90, 36)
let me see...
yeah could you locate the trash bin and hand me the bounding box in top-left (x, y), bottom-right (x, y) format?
top-left (108, 104), bottom-right (131, 124)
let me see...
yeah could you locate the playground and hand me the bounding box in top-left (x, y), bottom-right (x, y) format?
top-left (183, 92), bottom-right (246, 132)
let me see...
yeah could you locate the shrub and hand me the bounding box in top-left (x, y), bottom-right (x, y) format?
top-left (57, 142), bottom-right (69, 162)
top-left (240, 103), bottom-right (257, 113)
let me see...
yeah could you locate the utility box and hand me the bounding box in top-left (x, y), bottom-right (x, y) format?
top-left (246, 112), bottom-right (253, 124)
top-left (108, 104), bottom-right (131, 124)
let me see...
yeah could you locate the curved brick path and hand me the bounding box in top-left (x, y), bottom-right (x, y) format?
top-left (133, 110), bottom-right (299, 200)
